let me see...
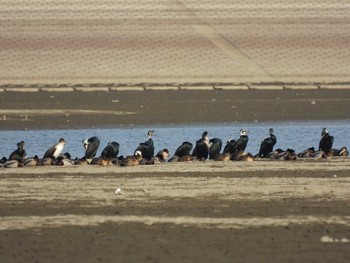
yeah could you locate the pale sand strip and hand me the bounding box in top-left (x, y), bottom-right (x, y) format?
top-left (214, 85), bottom-right (249, 90)
top-left (5, 87), bottom-right (40, 92)
top-left (180, 85), bottom-right (213, 90)
top-left (145, 86), bottom-right (179, 91)
top-left (40, 87), bottom-right (74, 92)
top-left (320, 85), bottom-right (350, 90)
top-left (0, 109), bottom-right (135, 115)
top-left (111, 87), bottom-right (144, 91)
top-left (74, 87), bottom-right (110, 92)
top-left (0, 215), bottom-right (349, 231)
top-left (249, 85), bottom-right (285, 90)
top-left (0, 84), bottom-right (350, 93)
top-left (284, 85), bottom-right (319, 90)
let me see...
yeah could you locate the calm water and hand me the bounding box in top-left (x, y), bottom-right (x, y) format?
top-left (0, 120), bottom-right (349, 159)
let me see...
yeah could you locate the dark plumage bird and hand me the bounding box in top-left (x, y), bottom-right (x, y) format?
top-left (209, 138), bottom-right (222, 159)
top-left (283, 149), bottom-right (297, 161)
top-left (311, 150), bottom-right (332, 159)
top-left (338, 147), bottom-right (349, 156)
top-left (0, 157), bottom-right (7, 165)
top-left (121, 151), bottom-right (143, 166)
top-left (258, 128), bottom-right (277, 158)
top-left (274, 148), bottom-right (297, 161)
top-left (168, 141), bottom-right (193, 162)
top-left (3, 159), bottom-right (23, 168)
top-left (83, 136), bottom-right (100, 159)
top-left (134, 130), bottom-right (155, 160)
top-left (101, 141), bottom-right (120, 159)
top-left (319, 128), bottom-right (334, 154)
top-left (224, 129), bottom-right (249, 160)
top-left (53, 152), bottom-right (72, 166)
top-left (43, 138), bottom-right (66, 159)
top-left (179, 155), bottom-right (195, 162)
top-left (214, 153), bottom-right (231, 161)
top-left (58, 152), bottom-right (71, 160)
top-left (40, 158), bottom-right (55, 166)
top-left (267, 148), bottom-right (284, 159)
top-left (155, 149), bottom-right (169, 162)
top-left (223, 138), bottom-right (236, 154)
top-left (90, 156), bottom-right (112, 166)
top-left (238, 153), bottom-right (255, 162)
top-left (233, 129), bottom-right (249, 153)
top-left (192, 131), bottom-right (211, 161)
top-left (55, 155), bottom-right (74, 166)
top-left (174, 142), bottom-right (193, 158)
top-left (9, 140), bottom-right (26, 162)
top-left (332, 147), bottom-right (349, 157)
top-left (297, 147), bottom-right (315, 158)
top-left (23, 155), bottom-right (40, 167)
top-left (74, 157), bottom-right (90, 165)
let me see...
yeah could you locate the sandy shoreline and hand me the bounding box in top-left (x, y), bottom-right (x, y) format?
top-left (1, 159), bottom-right (350, 262)
top-left (1, 158), bottom-right (350, 175)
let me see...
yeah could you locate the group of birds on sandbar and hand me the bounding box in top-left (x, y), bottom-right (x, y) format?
top-left (0, 128), bottom-right (348, 168)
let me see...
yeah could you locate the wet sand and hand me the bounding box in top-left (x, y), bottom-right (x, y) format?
top-left (0, 88), bottom-right (350, 130)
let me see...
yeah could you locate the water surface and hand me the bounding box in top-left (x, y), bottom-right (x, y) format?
top-left (0, 120), bottom-right (348, 159)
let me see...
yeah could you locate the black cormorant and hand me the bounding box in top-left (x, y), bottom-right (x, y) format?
top-left (83, 136), bottom-right (100, 159)
top-left (101, 141), bottom-right (120, 159)
top-left (134, 130), bottom-right (155, 160)
top-left (192, 131), bottom-right (210, 160)
top-left (209, 138), bottom-right (222, 159)
top-left (258, 128), bottom-right (277, 158)
top-left (319, 128), bottom-right (334, 154)
top-left (9, 141), bottom-right (26, 162)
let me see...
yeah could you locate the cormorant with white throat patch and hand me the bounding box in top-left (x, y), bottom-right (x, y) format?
top-left (319, 128), bottom-right (334, 154)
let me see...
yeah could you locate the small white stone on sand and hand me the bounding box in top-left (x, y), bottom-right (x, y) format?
top-left (341, 238), bottom-right (349, 243)
top-left (320, 236), bottom-right (349, 243)
top-left (115, 188), bottom-right (122, 194)
top-left (320, 236), bottom-right (333, 243)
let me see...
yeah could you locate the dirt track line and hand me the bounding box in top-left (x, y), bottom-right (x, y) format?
top-left (167, 0), bottom-right (274, 81)
top-left (1, 215), bottom-right (350, 230)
